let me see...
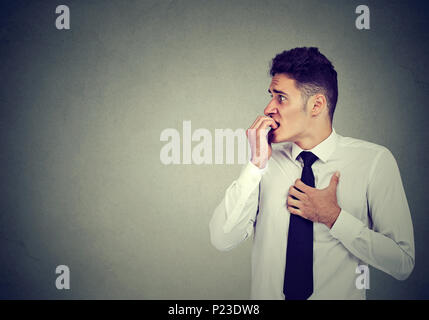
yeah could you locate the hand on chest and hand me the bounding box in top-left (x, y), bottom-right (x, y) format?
top-left (259, 162), bottom-right (368, 229)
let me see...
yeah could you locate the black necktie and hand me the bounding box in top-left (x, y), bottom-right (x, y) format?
top-left (283, 151), bottom-right (318, 300)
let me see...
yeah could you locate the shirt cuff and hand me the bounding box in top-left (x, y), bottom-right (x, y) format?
top-left (329, 209), bottom-right (365, 244)
top-left (236, 161), bottom-right (266, 187)
top-left (222, 162), bottom-right (264, 234)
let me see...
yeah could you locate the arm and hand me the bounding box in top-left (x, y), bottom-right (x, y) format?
top-left (329, 148), bottom-right (415, 280)
top-left (209, 161), bottom-right (265, 251)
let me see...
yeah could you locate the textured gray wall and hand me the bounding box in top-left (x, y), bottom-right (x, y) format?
top-left (0, 0), bottom-right (428, 299)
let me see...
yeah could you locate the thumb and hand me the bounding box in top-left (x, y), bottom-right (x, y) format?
top-left (330, 171), bottom-right (340, 188)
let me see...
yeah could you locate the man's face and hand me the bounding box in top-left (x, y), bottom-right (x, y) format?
top-left (265, 73), bottom-right (311, 143)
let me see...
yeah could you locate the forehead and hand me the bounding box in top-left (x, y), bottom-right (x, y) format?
top-left (269, 73), bottom-right (300, 95)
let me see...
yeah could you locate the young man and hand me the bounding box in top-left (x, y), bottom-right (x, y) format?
top-left (209, 47), bottom-right (415, 300)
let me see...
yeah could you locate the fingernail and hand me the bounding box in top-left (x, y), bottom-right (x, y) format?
top-left (335, 171), bottom-right (340, 178)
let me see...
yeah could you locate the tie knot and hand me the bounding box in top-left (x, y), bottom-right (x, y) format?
top-left (299, 151), bottom-right (318, 167)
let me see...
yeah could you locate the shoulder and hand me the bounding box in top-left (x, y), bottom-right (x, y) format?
top-left (335, 133), bottom-right (393, 160)
top-left (335, 133), bottom-right (399, 178)
top-left (332, 133), bottom-right (404, 189)
top-left (336, 134), bottom-right (385, 152)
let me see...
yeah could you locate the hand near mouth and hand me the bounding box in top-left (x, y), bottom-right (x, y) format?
top-left (267, 120), bottom-right (280, 143)
top-left (246, 116), bottom-right (279, 169)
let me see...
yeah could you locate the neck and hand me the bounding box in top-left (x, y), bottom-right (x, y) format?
top-left (295, 123), bottom-right (333, 150)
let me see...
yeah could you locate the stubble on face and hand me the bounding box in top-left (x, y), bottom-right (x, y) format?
top-left (266, 74), bottom-right (311, 143)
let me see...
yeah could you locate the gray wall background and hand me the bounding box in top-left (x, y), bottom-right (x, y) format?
top-left (0, 0), bottom-right (428, 299)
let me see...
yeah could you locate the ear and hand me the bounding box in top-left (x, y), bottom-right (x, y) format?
top-left (310, 94), bottom-right (327, 117)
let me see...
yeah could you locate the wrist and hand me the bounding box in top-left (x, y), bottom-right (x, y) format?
top-left (251, 158), bottom-right (266, 169)
top-left (326, 206), bottom-right (341, 229)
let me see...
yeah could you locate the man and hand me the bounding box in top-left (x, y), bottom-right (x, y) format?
top-left (209, 47), bottom-right (415, 299)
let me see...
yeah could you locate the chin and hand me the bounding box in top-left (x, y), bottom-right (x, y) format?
top-left (271, 132), bottom-right (291, 143)
top-left (269, 132), bottom-right (283, 143)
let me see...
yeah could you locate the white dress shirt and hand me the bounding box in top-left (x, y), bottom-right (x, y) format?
top-left (209, 128), bottom-right (415, 299)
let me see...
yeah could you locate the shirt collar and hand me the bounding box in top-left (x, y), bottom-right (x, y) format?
top-left (289, 127), bottom-right (338, 164)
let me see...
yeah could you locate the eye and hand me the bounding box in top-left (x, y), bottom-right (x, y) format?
top-left (278, 95), bottom-right (287, 102)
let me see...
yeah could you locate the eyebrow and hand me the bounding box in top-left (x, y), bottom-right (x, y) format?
top-left (268, 88), bottom-right (289, 96)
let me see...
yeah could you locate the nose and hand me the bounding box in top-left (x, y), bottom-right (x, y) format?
top-left (264, 99), bottom-right (277, 116)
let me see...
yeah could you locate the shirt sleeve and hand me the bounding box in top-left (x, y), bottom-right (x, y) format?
top-left (329, 148), bottom-right (415, 280)
top-left (209, 161), bottom-right (266, 251)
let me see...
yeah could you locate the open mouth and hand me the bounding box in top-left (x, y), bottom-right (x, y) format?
top-left (268, 121), bottom-right (280, 136)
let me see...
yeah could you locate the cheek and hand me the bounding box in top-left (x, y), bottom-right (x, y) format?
top-left (282, 110), bottom-right (302, 128)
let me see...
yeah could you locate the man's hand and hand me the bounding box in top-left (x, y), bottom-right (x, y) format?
top-left (246, 116), bottom-right (278, 169)
top-left (286, 172), bottom-right (341, 229)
